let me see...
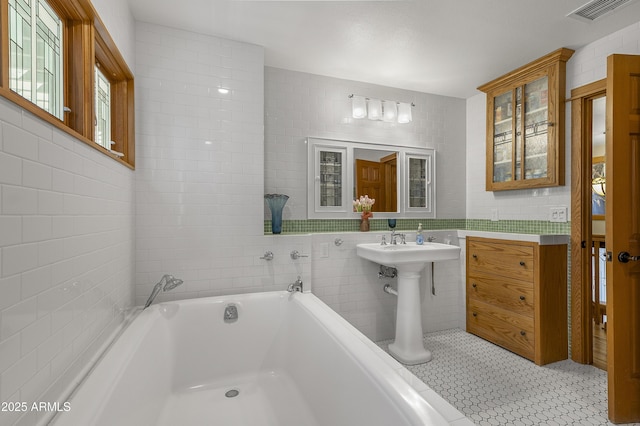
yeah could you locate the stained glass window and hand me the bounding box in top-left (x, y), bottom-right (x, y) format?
top-left (94, 66), bottom-right (111, 150)
top-left (9, 0), bottom-right (63, 119)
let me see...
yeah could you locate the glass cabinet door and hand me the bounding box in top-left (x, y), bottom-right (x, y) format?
top-left (405, 152), bottom-right (434, 215)
top-left (522, 76), bottom-right (549, 180)
top-left (492, 90), bottom-right (514, 183)
top-left (490, 76), bottom-right (551, 187)
top-left (314, 146), bottom-right (347, 212)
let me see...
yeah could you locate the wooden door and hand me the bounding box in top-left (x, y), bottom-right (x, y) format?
top-left (355, 159), bottom-right (385, 212)
top-left (606, 53), bottom-right (640, 423)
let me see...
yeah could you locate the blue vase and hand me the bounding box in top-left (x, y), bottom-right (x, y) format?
top-left (265, 194), bottom-right (289, 234)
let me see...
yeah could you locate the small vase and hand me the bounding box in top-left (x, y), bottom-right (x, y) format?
top-left (265, 194), bottom-right (289, 234)
top-left (360, 217), bottom-right (370, 232)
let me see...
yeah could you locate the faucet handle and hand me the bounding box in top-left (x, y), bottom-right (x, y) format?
top-left (260, 251), bottom-right (274, 260)
top-left (290, 250), bottom-right (309, 260)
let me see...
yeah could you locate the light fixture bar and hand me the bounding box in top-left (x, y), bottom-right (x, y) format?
top-left (348, 94), bottom-right (415, 107)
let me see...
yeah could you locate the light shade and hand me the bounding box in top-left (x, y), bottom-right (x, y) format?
top-left (397, 102), bottom-right (412, 123)
top-left (383, 100), bottom-right (397, 122)
top-left (352, 95), bottom-right (367, 119)
top-left (367, 98), bottom-right (382, 120)
top-left (592, 177), bottom-right (606, 197)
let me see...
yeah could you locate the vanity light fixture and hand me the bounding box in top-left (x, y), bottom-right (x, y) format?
top-left (382, 100), bottom-right (397, 122)
top-left (218, 87), bottom-right (230, 94)
top-left (367, 98), bottom-right (383, 120)
top-left (397, 102), bottom-right (413, 123)
top-left (349, 94), bottom-right (414, 124)
top-left (351, 95), bottom-right (367, 118)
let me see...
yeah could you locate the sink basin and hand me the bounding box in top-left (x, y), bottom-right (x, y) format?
top-left (356, 241), bottom-right (461, 365)
top-left (356, 242), bottom-right (461, 268)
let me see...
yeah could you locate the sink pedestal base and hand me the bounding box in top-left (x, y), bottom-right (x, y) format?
top-left (388, 268), bottom-right (432, 365)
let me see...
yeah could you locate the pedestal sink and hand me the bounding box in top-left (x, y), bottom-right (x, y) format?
top-left (356, 242), bottom-right (461, 364)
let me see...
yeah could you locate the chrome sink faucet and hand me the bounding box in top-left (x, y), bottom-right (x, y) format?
top-left (391, 229), bottom-right (406, 245)
top-left (288, 276), bottom-right (303, 292)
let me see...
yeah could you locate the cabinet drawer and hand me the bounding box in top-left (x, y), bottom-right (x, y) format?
top-left (467, 299), bottom-right (534, 360)
top-left (467, 274), bottom-right (534, 317)
top-left (467, 239), bottom-right (534, 282)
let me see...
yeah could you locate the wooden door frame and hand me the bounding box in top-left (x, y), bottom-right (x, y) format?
top-left (570, 78), bottom-right (606, 363)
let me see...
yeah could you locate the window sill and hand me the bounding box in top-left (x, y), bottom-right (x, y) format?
top-left (0, 87), bottom-right (134, 170)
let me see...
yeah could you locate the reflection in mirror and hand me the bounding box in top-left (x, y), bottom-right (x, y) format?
top-left (354, 148), bottom-right (398, 212)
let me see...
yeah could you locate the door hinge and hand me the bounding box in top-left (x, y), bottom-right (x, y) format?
top-left (581, 240), bottom-right (587, 248)
top-left (606, 251), bottom-right (613, 262)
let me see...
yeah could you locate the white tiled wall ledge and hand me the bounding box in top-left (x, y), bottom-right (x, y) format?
top-left (269, 229), bottom-right (570, 246)
top-left (457, 230), bottom-right (570, 245)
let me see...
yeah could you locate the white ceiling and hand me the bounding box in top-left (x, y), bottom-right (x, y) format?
top-left (127, 0), bottom-right (640, 99)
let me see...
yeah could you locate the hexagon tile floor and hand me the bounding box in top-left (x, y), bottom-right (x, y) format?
top-left (378, 329), bottom-right (640, 426)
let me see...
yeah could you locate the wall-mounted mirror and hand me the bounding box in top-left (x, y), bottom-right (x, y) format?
top-left (307, 137), bottom-right (435, 219)
top-left (354, 148), bottom-right (397, 212)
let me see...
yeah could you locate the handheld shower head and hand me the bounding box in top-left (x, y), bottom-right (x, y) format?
top-left (163, 277), bottom-right (183, 291)
top-left (143, 274), bottom-right (184, 309)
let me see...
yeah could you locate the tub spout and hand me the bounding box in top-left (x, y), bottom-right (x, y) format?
top-left (287, 276), bottom-right (303, 293)
top-left (144, 274), bottom-right (183, 309)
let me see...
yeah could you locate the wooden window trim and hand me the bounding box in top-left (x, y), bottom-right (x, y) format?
top-left (0, 0), bottom-right (134, 169)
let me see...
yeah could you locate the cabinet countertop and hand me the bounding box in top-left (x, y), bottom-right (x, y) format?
top-left (457, 230), bottom-right (569, 245)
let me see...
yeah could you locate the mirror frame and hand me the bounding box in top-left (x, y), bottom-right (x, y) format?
top-left (307, 137), bottom-right (436, 219)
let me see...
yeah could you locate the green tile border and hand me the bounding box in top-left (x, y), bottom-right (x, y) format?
top-left (264, 218), bottom-right (570, 235)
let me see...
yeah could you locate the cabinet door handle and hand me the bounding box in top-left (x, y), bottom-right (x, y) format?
top-left (520, 330), bottom-right (526, 336)
top-left (472, 312), bottom-right (477, 317)
top-left (519, 295), bottom-right (525, 301)
top-left (472, 283), bottom-right (477, 288)
top-left (472, 254), bottom-right (478, 259)
top-left (519, 261), bottom-right (526, 266)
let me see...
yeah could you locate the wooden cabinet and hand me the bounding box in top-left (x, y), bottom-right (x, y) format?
top-left (466, 237), bottom-right (568, 365)
top-left (478, 48), bottom-right (574, 191)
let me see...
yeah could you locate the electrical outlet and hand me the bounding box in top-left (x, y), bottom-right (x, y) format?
top-left (549, 207), bottom-right (568, 223)
top-left (319, 243), bottom-right (329, 258)
top-left (491, 208), bottom-right (499, 222)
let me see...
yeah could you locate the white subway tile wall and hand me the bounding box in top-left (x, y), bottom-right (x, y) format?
top-left (0, 98), bottom-right (135, 426)
top-left (466, 21), bottom-right (640, 222)
top-left (134, 23), bottom-right (268, 304)
top-left (264, 66), bottom-right (467, 220)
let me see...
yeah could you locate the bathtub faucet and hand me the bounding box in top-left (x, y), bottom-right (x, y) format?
top-left (143, 274), bottom-right (184, 309)
top-left (288, 276), bottom-right (303, 293)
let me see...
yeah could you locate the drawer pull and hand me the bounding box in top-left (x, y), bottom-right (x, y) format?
top-left (519, 295), bottom-right (526, 301)
top-left (520, 330), bottom-right (526, 336)
top-left (472, 283), bottom-right (477, 288)
top-left (472, 312), bottom-right (477, 317)
top-left (472, 254), bottom-right (478, 259)
top-left (519, 261), bottom-right (526, 266)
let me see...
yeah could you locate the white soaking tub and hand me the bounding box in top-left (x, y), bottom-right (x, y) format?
top-left (52, 291), bottom-right (450, 426)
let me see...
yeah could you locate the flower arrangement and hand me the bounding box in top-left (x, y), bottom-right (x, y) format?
top-left (353, 195), bottom-right (375, 220)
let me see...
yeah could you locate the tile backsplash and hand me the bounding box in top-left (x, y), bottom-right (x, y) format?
top-left (265, 218), bottom-right (569, 235)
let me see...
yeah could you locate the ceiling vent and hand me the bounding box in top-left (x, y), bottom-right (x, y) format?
top-left (567, 0), bottom-right (638, 22)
